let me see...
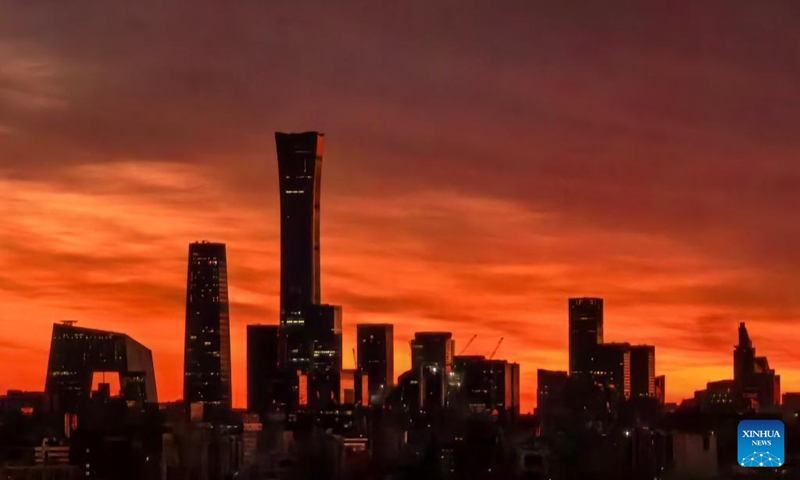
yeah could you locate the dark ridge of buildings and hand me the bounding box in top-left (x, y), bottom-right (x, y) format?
top-left (44, 322), bottom-right (157, 414)
top-left (356, 323), bottom-right (394, 405)
top-left (568, 297), bottom-right (603, 377)
top-left (183, 241), bottom-right (232, 410)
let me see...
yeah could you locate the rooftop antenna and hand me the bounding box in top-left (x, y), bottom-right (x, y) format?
top-left (61, 320), bottom-right (77, 327)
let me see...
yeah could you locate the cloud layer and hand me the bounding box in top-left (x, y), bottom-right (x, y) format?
top-left (1, 0), bottom-right (799, 410)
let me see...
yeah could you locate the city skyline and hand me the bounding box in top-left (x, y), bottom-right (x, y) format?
top-left (2, 1), bottom-right (800, 413)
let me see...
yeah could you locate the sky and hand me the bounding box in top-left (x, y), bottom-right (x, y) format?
top-left (1, 1), bottom-right (799, 412)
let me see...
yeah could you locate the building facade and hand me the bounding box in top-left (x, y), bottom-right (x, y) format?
top-left (44, 322), bottom-right (157, 415)
top-left (568, 298), bottom-right (604, 377)
top-left (275, 132), bottom-right (324, 374)
top-left (356, 324), bottom-right (394, 404)
top-left (246, 325), bottom-right (281, 414)
top-left (630, 345), bottom-right (656, 399)
top-left (183, 241), bottom-right (232, 410)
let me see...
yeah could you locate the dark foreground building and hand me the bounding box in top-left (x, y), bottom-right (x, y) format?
top-left (357, 323), bottom-right (394, 404)
top-left (44, 322), bottom-right (157, 414)
top-left (246, 325), bottom-right (281, 414)
top-left (183, 241), bottom-right (232, 411)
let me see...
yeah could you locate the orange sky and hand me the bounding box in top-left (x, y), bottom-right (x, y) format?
top-left (1, 1), bottom-right (799, 412)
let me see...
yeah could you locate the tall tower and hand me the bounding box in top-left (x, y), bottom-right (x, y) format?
top-left (357, 324), bottom-right (395, 404)
top-left (183, 241), bottom-right (232, 410)
top-left (734, 322), bottom-right (755, 387)
top-left (275, 132), bottom-right (324, 372)
top-left (568, 297), bottom-right (604, 377)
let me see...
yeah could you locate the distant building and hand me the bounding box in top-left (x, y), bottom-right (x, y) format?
top-left (536, 369), bottom-right (569, 415)
top-left (246, 325), bottom-right (281, 414)
top-left (275, 131), bottom-right (324, 374)
top-left (410, 332), bottom-right (455, 375)
top-left (183, 241), bottom-right (232, 412)
top-left (593, 342), bottom-right (631, 399)
top-left (307, 304), bottom-right (343, 409)
top-left (356, 324), bottom-right (394, 404)
top-left (733, 322), bottom-right (780, 408)
top-left (568, 298), bottom-right (603, 377)
top-left (453, 356), bottom-right (520, 421)
top-left (630, 345), bottom-right (656, 399)
top-left (44, 322), bottom-right (157, 415)
top-left (655, 375), bottom-right (666, 406)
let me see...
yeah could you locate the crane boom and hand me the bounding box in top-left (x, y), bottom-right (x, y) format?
top-left (458, 334), bottom-right (478, 355)
top-left (489, 337), bottom-right (504, 359)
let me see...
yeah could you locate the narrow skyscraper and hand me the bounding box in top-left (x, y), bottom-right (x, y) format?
top-left (357, 323), bottom-right (394, 404)
top-left (275, 132), bottom-right (324, 373)
top-left (183, 241), bottom-right (232, 411)
top-left (568, 297), bottom-right (604, 377)
top-left (630, 344), bottom-right (656, 399)
top-left (247, 324), bottom-right (281, 414)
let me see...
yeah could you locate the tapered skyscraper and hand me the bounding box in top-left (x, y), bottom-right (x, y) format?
top-left (568, 297), bottom-right (604, 377)
top-left (183, 241), bottom-right (232, 410)
top-left (275, 132), bottom-right (324, 372)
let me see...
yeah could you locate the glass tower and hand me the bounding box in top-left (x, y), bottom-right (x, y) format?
top-left (183, 241), bottom-right (232, 410)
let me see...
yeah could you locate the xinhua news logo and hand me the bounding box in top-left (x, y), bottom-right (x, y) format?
top-left (737, 419), bottom-right (784, 468)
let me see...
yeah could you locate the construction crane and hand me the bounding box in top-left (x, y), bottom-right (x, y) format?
top-left (352, 348), bottom-right (358, 367)
top-left (488, 337), bottom-right (504, 359)
top-left (458, 334), bottom-right (477, 355)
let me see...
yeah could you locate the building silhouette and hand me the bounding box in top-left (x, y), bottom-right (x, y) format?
top-left (44, 322), bottom-right (157, 414)
top-left (356, 324), bottom-right (394, 404)
top-left (183, 241), bottom-right (232, 411)
top-left (568, 297), bottom-right (603, 377)
top-left (536, 369), bottom-right (569, 416)
top-left (733, 322), bottom-right (780, 407)
top-left (594, 342), bottom-right (631, 399)
top-left (275, 131), bottom-right (324, 373)
top-left (453, 355), bottom-right (520, 421)
top-left (630, 345), bottom-right (656, 399)
top-left (410, 332), bottom-right (454, 375)
top-left (246, 325), bottom-right (281, 414)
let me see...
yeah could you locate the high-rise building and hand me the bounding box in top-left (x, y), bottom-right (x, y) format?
top-left (44, 322), bottom-right (157, 414)
top-left (183, 241), bottom-right (232, 410)
top-left (733, 322), bottom-right (781, 408)
top-left (453, 356), bottom-right (520, 421)
top-left (307, 304), bottom-right (344, 409)
top-left (568, 298), bottom-right (604, 377)
top-left (357, 324), bottom-right (394, 404)
top-left (655, 375), bottom-right (666, 406)
top-left (246, 325), bottom-right (282, 413)
top-left (594, 342), bottom-right (631, 399)
top-left (536, 369), bottom-right (569, 416)
top-left (275, 132), bottom-right (324, 373)
top-left (410, 332), bottom-right (455, 375)
top-left (630, 345), bottom-right (656, 399)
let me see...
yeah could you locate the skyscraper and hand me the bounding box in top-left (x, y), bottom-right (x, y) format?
top-left (246, 325), bottom-right (281, 414)
top-left (357, 324), bottom-right (394, 404)
top-left (183, 241), bottom-right (232, 410)
top-left (275, 131), bottom-right (324, 373)
top-left (410, 332), bottom-right (455, 375)
top-left (594, 342), bottom-right (631, 399)
top-left (44, 322), bottom-right (157, 415)
top-left (568, 297), bottom-right (604, 377)
top-left (630, 344), bottom-right (656, 399)
top-left (733, 322), bottom-right (781, 408)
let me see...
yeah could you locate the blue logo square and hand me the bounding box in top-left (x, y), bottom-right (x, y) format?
top-left (738, 420), bottom-right (784, 468)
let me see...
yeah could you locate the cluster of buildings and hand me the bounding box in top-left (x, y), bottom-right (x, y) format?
top-left (537, 297), bottom-right (665, 420)
top-left (0, 131), bottom-right (798, 479)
